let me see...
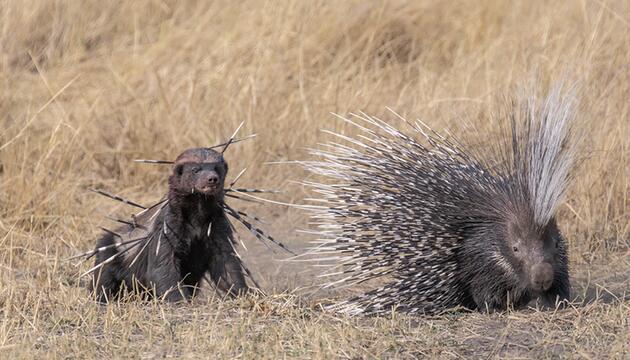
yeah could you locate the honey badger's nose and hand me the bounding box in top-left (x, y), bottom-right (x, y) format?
top-left (530, 263), bottom-right (554, 291)
top-left (207, 173), bottom-right (219, 185)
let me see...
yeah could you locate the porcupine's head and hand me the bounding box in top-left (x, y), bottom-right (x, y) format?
top-left (467, 85), bottom-right (576, 306)
top-left (498, 212), bottom-right (567, 295)
top-left (168, 148), bottom-right (229, 201)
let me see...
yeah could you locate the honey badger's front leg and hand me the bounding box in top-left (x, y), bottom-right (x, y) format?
top-left (149, 249), bottom-right (192, 302)
top-left (208, 215), bottom-right (249, 296)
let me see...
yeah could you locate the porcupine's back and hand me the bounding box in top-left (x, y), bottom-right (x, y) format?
top-left (302, 83), bottom-right (579, 315)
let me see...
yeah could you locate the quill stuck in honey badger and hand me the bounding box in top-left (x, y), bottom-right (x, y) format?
top-left (77, 133), bottom-right (291, 302)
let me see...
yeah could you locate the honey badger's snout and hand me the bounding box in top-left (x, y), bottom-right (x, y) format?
top-left (206, 172), bottom-right (220, 185)
top-left (199, 169), bottom-right (220, 186)
top-left (197, 168), bottom-right (223, 194)
top-left (530, 262), bottom-right (554, 292)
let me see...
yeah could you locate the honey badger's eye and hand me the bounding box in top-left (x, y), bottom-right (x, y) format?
top-left (192, 166), bottom-right (201, 174)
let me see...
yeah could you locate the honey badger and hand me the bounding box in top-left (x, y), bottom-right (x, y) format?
top-left (91, 148), bottom-right (249, 302)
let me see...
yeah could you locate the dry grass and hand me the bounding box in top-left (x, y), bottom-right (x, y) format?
top-left (0, 0), bottom-right (628, 358)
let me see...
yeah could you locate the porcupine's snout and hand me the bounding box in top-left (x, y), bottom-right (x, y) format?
top-left (530, 262), bottom-right (554, 291)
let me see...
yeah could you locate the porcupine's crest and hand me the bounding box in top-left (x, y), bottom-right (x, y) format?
top-left (302, 83), bottom-right (579, 315)
top-left (503, 84), bottom-right (580, 227)
top-left (72, 122), bottom-right (294, 290)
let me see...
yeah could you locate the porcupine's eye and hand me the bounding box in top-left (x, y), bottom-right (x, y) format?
top-left (512, 246), bottom-right (519, 253)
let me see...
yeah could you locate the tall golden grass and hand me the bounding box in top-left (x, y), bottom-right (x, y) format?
top-left (0, 0), bottom-right (628, 357)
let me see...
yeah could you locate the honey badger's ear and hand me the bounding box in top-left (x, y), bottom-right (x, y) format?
top-left (174, 164), bottom-right (184, 176)
top-left (223, 160), bottom-right (228, 175)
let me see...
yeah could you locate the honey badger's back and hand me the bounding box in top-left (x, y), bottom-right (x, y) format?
top-left (302, 83), bottom-right (579, 315)
top-left (91, 202), bottom-right (166, 301)
top-left (91, 148), bottom-right (249, 302)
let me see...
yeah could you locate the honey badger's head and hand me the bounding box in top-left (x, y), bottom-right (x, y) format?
top-left (169, 148), bottom-right (228, 200)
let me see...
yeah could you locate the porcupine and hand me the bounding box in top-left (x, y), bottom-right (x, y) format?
top-left (301, 84), bottom-right (579, 315)
top-left (73, 127), bottom-right (292, 303)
